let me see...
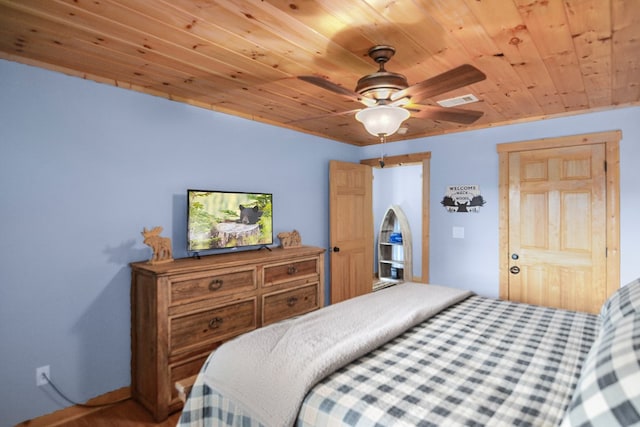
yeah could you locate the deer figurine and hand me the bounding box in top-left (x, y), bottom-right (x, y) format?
top-left (141, 226), bottom-right (173, 264)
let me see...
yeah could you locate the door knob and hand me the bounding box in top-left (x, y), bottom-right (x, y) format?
top-left (510, 266), bottom-right (520, 274)
top-left (332, 246), bottom-right (340, 252)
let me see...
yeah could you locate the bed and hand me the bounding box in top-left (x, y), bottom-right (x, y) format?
top-left (177, 280), bottom-right (640, 427)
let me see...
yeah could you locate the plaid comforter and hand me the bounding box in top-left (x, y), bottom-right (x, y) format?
top-left (178, 295), bottom-right (599, 427)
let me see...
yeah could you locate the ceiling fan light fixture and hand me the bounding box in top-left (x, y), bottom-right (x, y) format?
top-left (355, 105), bottom-right (410, 137)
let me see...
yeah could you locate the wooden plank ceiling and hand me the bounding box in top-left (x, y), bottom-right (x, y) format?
top-left (0, 0), bottom-right (638, 146)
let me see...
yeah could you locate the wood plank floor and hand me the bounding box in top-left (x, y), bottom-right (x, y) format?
top-left (19, 400), bottom-right (181, 427)
top-left (61, 400), bottom-right (181, 426)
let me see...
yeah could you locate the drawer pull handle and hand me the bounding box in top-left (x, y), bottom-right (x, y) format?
top-left (209, 279), bottom-right (223, 291)
top-left (287, 265), bottom-right (298, 275)
top-left (286, 297), bottom-right (298, 307)
top-left (208, 317), bottom-right (224, 329)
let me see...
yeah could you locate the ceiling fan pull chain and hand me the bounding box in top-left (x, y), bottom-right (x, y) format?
top-left (379, 134), bottom-right (386, 168)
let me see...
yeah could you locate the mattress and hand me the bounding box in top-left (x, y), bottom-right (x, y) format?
top-left (178, 290), bottom-right (600, 426)
top-left (297, 295), bottom-right (598, 426)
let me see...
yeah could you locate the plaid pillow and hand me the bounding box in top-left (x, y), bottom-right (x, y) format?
top-left (600, 278), bottom-right (640, 330)
top-left (560, 313), bottom-right (640, 427)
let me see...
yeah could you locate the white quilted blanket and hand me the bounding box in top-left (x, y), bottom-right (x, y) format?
top-left (202, 282), bottom-right (472, 427)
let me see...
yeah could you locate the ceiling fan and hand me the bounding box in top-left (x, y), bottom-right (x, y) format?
top-left (298, 45), bottom-right (486, 140)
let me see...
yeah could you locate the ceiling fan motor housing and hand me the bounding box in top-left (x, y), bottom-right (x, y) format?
top-left (355, 72), bottom-right (409, 99)
top-left (355, 45), bottom-right (409, 100)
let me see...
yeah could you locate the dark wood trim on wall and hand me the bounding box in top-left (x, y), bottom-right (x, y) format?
top-left (360, 152), bottom-right (431, 168)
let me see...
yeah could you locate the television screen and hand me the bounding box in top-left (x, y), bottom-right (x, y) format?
top-left (187, 189), bottom-right (273, 252)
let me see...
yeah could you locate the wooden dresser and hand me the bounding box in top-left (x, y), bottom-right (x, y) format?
top-left (130, 245), bottom-right (325, 421)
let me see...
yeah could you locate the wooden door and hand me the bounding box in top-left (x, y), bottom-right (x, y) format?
top-left (329, 160), bottom-right (374, 304)
top-left (498, 131), bottom-right (621, 314)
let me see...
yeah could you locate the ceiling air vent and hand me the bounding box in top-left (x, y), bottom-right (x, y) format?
top-left (436, 94), bottom-right (479, 108)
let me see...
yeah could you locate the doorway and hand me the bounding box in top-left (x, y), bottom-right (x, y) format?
top-left (361, 152), bottom-right (431, 284)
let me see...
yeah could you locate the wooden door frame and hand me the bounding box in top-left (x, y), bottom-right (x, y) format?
top-left (497, 130), bottom-right (621, 301)
top-left (361, 152), bottom-right (431, 283)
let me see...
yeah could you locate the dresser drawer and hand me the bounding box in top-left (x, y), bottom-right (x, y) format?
top-left (263, 258), bottom-right (319, 286)
top-left (170, 299), bottom-right (256, 354)
top-left (170, 354), bottom-right (210, 404)
top-left (170, 268), bottom-right (256, 305)
top-left (263, 283), bottom-right (319, 325)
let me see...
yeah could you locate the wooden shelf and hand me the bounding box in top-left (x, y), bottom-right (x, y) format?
top-left (376, 205), bottom-right (412, 287)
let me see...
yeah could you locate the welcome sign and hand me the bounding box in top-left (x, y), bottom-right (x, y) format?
top-left (441, 185), bottom-right (486, 213)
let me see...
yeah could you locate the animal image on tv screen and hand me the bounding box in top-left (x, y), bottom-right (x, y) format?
top-left (187, 190), bottom-right (273, 251)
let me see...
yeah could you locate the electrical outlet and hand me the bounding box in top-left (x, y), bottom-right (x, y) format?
top-left (36, 365), bottom-right (50, 387)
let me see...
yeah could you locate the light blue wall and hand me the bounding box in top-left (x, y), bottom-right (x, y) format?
top-left (361, 106), bottom-right (640, 297)
top-left (0, 60), bottom-right (360, 426)
top-left (1, 57), bottom-right (639, 426)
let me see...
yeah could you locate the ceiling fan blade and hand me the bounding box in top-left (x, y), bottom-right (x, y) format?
top-left (287, 108), bottom-right (362, 124)
top-left (391, 64), bottom-right (486, 102)
top-left (298, 76), bottom-right (376, 107)
top-left (409, 104), bottom-right (484, 124)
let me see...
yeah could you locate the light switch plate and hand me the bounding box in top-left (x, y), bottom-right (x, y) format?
top-left (453, 226), bottom-right (465, 239)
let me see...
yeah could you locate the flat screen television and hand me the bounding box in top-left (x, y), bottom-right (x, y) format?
top-left (187, 189), bottom-right (273, 252)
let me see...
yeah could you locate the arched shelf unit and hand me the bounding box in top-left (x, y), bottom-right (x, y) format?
top-left (375, 205), bottom-right (412, 290)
